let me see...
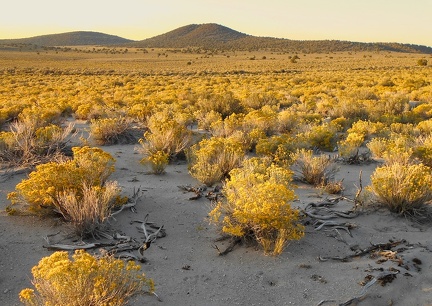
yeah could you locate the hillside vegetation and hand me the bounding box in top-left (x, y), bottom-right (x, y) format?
top-left (1, 23), bottom-right (431, 54)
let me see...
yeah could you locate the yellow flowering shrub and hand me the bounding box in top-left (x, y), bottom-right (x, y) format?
top-left (413, 135), bottom-right (432, 167)
top-left (141, 150), bottom-right (169, 174)
top-left (7, 146), bottom-right (116, 214)
top-left (210, 157), bottom-right (304, 255)
top-left (196, 110), bottom-right (222, 131)
top-left (299, 123), bottom-right (337, 151)
top-left (367, 134), bottom-right (413, 163)
top-left (209, 113), bottom-right (245, 137)
top-left (338, 119), bottom-right (389, 160)
top-left (256, 134), bottom-right (298, 166)
top-left (366, 137), bottom-right (391, 159)
top-left (337, 132), bottom-right (365, 160)
top-left (139, 110), bottom-right (192, 160)
top-left (243, 105), bottom-right (278, 135)
top-left (19, 249), bottom-right (154, 306)
top-left (369, 162), bottom-right (432, 214)
top-left (188, 136), bottom-right (246, 186)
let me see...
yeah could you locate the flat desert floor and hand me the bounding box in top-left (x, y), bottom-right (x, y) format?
top-left (1, 122), bottom-right (432, 306)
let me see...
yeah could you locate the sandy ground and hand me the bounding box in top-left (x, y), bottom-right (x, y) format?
top-left (1, 139), bottom-right (432, 306)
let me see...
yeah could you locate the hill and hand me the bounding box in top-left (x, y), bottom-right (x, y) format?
top-left (1, 24), bottom-right (431, 53)
top-left (0, 31), bottom-right (135, 46)
top-left (133, 23), bottom-right (249, 48)
top-left (132, 24), bottom-right (432, 53)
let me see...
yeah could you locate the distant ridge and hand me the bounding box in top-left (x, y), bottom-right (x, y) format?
top-left (1, 24), bottom-right (431, 53)
top-left (0, 31), bottom-right (135, 46)
top-left (133, 23), bottom-right (432, 54)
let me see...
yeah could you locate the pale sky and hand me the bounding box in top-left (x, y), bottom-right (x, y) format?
top-left (1, 0), bottom-right (431, 47)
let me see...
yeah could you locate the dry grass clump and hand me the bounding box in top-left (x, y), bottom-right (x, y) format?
top-left (0, 118), bottom-right (75, 167)
top-left (56, 181), bottom-right (122, 237)
top-left (292, 149), bottom-right (339, 186)
top-left (369, 161), bottom-right (432, 215)
top-left (19, 250), bottom-right (154, 306)
top-left (321, 180), bottom-right (344, 194)
top-left (90, 117), bottom-right (136, 145)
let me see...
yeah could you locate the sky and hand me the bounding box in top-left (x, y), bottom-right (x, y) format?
top-left (1, 0), bottom-right (431, 47)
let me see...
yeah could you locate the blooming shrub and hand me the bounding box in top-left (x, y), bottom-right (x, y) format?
top-left (7, 146), bottom-right (116, 215)
top-left (243, 105), bottom-right (278, 135)
top-left (210, 157), bottom-right (304, 255)
top-left (209, 113), bottom-right (245, 137)
top-left (299, 123), bottom-right (337, 152)
top-left (369, 162), bottom-right (432, 214)
top-left (255, 134), bottom-right (298, 166)
top-left (19, 250), bottom-right (154, 306)
top-left (139, 111), bottom-right (192, 161)
top-left (141, 150), bottom-right (169, 174)
top-left (188, 136), bottom-right (246, 186)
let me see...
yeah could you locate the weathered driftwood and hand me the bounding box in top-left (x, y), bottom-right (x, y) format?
top-left (110, 186), bottom-right (143, 218)
top-left (132, 214), bottom-right (166, 256)
top-left (317, 270), bottom-right (398, 306)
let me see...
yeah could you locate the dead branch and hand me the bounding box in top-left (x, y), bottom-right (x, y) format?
top-left (213, 237), bottom-right (242, 256)
top-left (110, 186), bottom-right (142, 217)
top-left (319, 240), bottom-right (405, 262)
top-left (354, 170), bottom-right (363, 209)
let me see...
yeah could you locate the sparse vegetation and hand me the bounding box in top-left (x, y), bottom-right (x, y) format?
top-left (1, 39), bottom-right (432, 306)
